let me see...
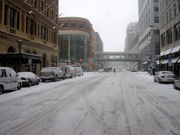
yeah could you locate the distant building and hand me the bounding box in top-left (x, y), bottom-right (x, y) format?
top-left (138, 0), bottom-right (160, 71)
top-left (58, 17), bottom-right (103, 71)
top-left (125, 22), bottom-right (139, 53)
top-left (0, 0), bottom-right (59, 74)
top-left (159, 0), bottom-right (180, 76)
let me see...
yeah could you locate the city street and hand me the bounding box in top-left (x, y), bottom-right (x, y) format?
top-left (0, 72), bottom-right (180, 135)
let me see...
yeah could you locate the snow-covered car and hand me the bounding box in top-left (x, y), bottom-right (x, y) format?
top-left (74, 66), bottom-right (83, 76)
top-left (154, 71), bottom-right (176, 83)
top-left (0, 67), bottom-right (21, 94)
top-left (40, 67), bottom-right (65, 82)
top-left (17, 72), bottom-right (40, 87)
top-left (173, 79), bottom-right (180, 90)
top-left (60, 65), bottom-right (76, 78)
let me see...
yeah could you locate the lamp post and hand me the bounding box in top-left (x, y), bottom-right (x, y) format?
top-left (18, 40), bottom-right (22, 72)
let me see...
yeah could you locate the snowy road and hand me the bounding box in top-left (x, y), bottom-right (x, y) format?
top-left (0, 72), bottom-right (180, 135)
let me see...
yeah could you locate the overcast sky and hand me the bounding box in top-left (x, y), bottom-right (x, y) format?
top-left (59, 0), bottom-right (138, 52)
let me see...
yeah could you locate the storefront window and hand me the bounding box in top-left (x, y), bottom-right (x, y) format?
top-left (58, 35), bottom-right (88, 64)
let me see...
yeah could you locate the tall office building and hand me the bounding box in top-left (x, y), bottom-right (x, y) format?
top-left (138, 0), bottom-right (160, 71)
top-left (159, 0), bottom-right (180, 76)
top-left (125, 22), bottom-right (139, 53)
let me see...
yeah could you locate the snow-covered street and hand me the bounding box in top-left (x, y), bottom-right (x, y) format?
top-left (0, 72), bottom-right (180, 135)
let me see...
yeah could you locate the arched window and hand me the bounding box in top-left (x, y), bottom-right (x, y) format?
top-left (43, 54), bottom-right (47, 67)
top-left (7, 46), bottom-right (15, 53)
top-left (32, 51), bottom-right (36, 54)
top-left (51, 55), bottom-right (54, 66)
top-left (25, 50), bottom-right (30, 53)
top-left (55, 56), bottom-right (57, 66)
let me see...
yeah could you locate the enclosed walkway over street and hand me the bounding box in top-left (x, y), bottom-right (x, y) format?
top-left (94, 52), bottom-right (139, 62)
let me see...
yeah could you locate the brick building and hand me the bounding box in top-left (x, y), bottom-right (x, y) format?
top-left (0, 0), bottom-right (58, 74)
top-left (58, 17), bottom-right (103, 71)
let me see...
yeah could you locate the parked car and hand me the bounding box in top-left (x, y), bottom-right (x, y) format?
top-left (40, 67), bottom-right (65, 82)
top-left (154, 71), bottom-right (176, 83)
top-left (17, 72), bottom-right (40, 87)
top-left (0, 67), bottom-right (21, 94)
top-left (74, 66), bottom-right (83, 76)
top-left (130, 68), bottom-right (138, 72)
top-left (173, 79), bottom-right (180, 90)
top-left (60, 65), bottom-right (76, 78)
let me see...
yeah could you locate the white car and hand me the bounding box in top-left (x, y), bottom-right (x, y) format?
top-left (0, 67), bottom-right (21, 94)
top-left (40, 67), bottom-right (65, 82)
top-left (154, 71), bottom-right (176, 83)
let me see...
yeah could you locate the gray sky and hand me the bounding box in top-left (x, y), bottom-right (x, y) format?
top-left (59, 0), bottom-right (138, 52)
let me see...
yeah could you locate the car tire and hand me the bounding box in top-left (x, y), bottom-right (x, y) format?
top-left (17, 82), bottom-right (21, 90)
top-left (157, 78), bottom-right (160, 83)
top-left (28, 81), bottom-right (32, 87)
top-left (154, 78), bottom-right (156, 82)
top-left (173, 83), bottom-right (177, 90)
top-left (53, 77), bottom-right (57, 82)
top-left (0, 86), bottom-right (4, 95)
top-left (42, 79), bottom-right (45, 82)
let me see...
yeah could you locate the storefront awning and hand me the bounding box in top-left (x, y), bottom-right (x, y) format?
top-left (160, 51), bottom-right (166, 56)
top-left (164, 48), bottom-right (173, 55)
top-left (142, 61), bottom-right (148, 65)
top-left (171, 46), bottom-right (180, 54)
top-left (156, 60), bottom-right (160, 65)
top-left (171, 57), bottom-right (179, 63)
top-left (177, 59), bottom-right (180, 63)
top-left (161, 59), bottom-right (168, 64)
top-left (0, 53), bottom-right (41, 64)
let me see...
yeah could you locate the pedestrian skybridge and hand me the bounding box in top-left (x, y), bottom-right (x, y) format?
top-left (94, 52), bottom-right (140, 62)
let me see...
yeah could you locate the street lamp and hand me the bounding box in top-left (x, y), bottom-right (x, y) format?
top-left (18, 40), bottom-right (22, 72)
top-left (18, 40), bottom-right (22, 53)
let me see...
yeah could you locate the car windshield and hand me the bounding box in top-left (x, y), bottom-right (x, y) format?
top-left (41, 67), bottom-right (57, 72)
top-left (18, 72), bottom-right (35, 78)
top-left (161, 71), bottom-right (173, 74)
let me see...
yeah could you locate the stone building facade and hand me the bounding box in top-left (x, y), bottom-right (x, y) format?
top-left (0, 0), bottom-right (58, 74)
top-left (125, 22), bottom-right (139, 53)
top-left (159, 0), bottom-right (180, 76)
top-left (58, 17), bottom-right (103, 71)
top-left (138, 0), bottom-right (160, 71)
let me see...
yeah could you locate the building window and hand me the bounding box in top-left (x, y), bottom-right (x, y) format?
top-left (40, 0), bottom-right (44, 12)
top-left (4, 5), bottom-right (8, 25)
top-left (51, 55), bottom-right (54, 66)
top-left (63, 23), bottom-right (68, 27)
top-left (51, 10), bottom-right (54, 20)
top-left (161, 33), bottom-right (165, 47)
top-left (154, 7), bottom-right (158, 12)
top-left (10, 7), bottom-right (15, 28)
top-left (169, 8), bottom-right (172, 19)
top-left (179, 0), bottom-right (180, 12)
top-left (26, 17), bottom-right (29, 33)
top-left (174, 4), bottom-right (177, 16)
top-left (174, 22), bottom-right (180, 41)
top-left (30, 19), bottom-right (34, 35)
top-left (0, 0), bottom-right (2, 24)
top-left (21, 12), bottom-right (25, 32)
top-left (154, 16), bottom-right (159, 23)
top-left (71, 23), bottom-right (77, 27)
top-left (7, 46), bottom-right (15, 53)
top-left (33, 0), bottom-right (37, 9)
top-left (166, 28), bottom-right (173, 44)
top-left (79, 24), bottom-right (83, 28)
top-left (16, 11), bottom-right (20, 30)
